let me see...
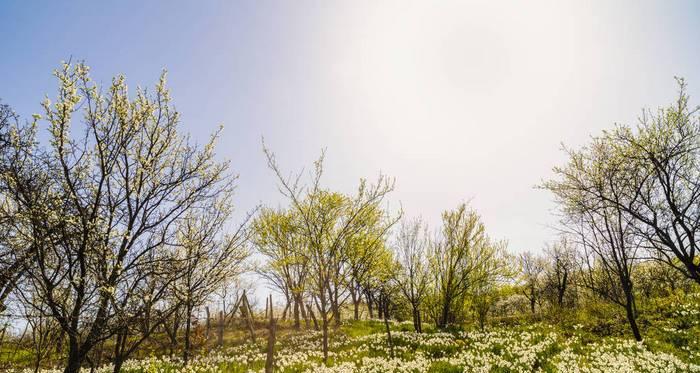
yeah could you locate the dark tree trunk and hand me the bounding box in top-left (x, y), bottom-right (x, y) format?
top-left (412, 305), bottom-right (422, 333)
top-left (183, 302), bottom-right (193, 365)
top-left (623, 283), bottom-right (642, 341)
top-left (112, 329), bottom-right (128, 373)
top-left (205, 306), bottom-right (211, 341)
top-left (350, 286), bottom-right (360, 320)
top-left (439, 297), bottom-right (451, 329)
top-left (64, 337), bottom-right (82, 373)
top-left (321, 311), bottom-right (329, 364)
top-left (331, 287), bottom-right (341, 327)
top-left (557, 272), bottom-right (568, 306)
top-left (281, 301), bottom-right (290, 321)
top-left (381, 294), bottom-right (394, 358)
top-left (168, 315), bottom-right (179, 358)
top-left (306, 304), bottom-right (319, 330)
top-left (297, 294), bottom-right (309, 329)
top-left (366, 291), bottom-right (374, 319)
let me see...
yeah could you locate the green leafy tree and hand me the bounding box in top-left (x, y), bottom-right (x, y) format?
top-left (430, 203), bottom-right (505, 328)
top-left (263, 146), bottom-right (396, 363)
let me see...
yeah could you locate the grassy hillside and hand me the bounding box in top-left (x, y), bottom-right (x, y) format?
top-left (8, 292), bottom-right (700, 373)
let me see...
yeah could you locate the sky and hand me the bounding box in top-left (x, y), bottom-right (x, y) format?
top-left (1, 0), bottom-right (700, 259)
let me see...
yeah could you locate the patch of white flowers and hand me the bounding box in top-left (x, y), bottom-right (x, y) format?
top-left (22, 324), bottom-right (700, 373)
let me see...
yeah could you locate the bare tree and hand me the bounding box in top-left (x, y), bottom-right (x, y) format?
top-left (543, 237), bottom-right (575, 307)
top-left (173, 197), bottom-right (251, 364)
top-left (393, 218), bottom-right (430, 332)
top-left (518, 251), bottom-right (545, 314)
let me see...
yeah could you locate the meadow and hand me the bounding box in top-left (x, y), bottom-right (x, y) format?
top-left (10, 291), bottom-right (700, 373)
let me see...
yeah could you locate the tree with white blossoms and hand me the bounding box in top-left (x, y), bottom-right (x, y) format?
top-left (9, 62), bottom-right (235, 373)
top-left (544, 79), bottom-right (700, 286)
top-left (0, 99), bottom-right (47, 316)
top-left (543, 134), bottom-right (644, 341)
top-left (172, 194), bottom-right (250, 365)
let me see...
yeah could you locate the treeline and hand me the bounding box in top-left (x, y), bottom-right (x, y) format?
top-left (1, 64), bottom-right (699, 373)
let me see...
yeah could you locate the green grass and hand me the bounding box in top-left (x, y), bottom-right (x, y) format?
top-left (4, 292), bottom-right (700, 372)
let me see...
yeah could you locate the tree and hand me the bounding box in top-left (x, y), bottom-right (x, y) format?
top-left (0, 99), bottom-right (42, 315)
top-left (9, 62), bottom-right (234, 373)
top-left (553, 79), bottom-right (700, 285)
top-left (253, 208), bottom-right (309, 329)
top-left (393, 218), bottom-right (430, 332)
top-left (544, 135), bottom-right (644, 341)
top-left (430, 203), bottom-right (504, 328)
top-left (344, 204), bottom-right (394, 323)
top-left (173, 196), bottom-right (250, 364)
top-left (542, 237), bottom-right (575, 307)
top-left (263, 146), bottom-right (396, 363)
top-left (518, 251), bottom-right (545, 313)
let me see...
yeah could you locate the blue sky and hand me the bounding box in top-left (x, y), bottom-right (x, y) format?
top-left (2, 1), bottom-right (700, 260)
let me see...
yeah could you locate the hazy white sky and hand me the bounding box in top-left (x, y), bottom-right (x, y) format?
top-left (2, 1), bottom-right (700, 255)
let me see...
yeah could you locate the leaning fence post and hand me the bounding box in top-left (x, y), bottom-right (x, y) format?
top-left (265, 294), bottom-right (277, 373)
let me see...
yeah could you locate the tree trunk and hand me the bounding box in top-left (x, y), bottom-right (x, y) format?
top-left (265, 295), bottom-right (277, 373)
top-left (321, 311), bottom-right (329, 364)
top-left (56, 329), bottom-right (65, 354)
top-left (281, 301), bottom-right (290, 321)
top-left (299, 295), bottom-right (311, 329)
top-left (112, 359), bottom-right (124, 373)
top-left (623, 285), bottom-right (643, 341)
top-left (217, 311), bottom-right (225, 347)
top-left (293, 297), bottom-right (301, 329)
top-left (557, 272), bottom-right (567, 306)
top-left (382, 294), bottom-right (394, 358)
top-left (0, 324), bottom-right (6, 348)
top-left (366, 292), bottom-right (374, 319)
top-left (306, 304), bottom-right (319, 330)
top-left (330, 287), bottom-right (341, 327)
top-left (439, 297), bottom-right (451, 329)
top-left (183, 302), bottom-right (193, 365)
top-left (168, 315), bottom-right (179, 358)
top-left (350, 286), bottom-right (360, 320)
top-left (205, 306), bottom-right (211, 341)
top-left (112, 329), bottom-right (128, 373)
top-left (63, 336), bottom-right (82, 373)
top-left (412, 305), bottom-right (422, 333)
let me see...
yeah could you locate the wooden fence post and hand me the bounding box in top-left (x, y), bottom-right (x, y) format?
top-left (265, 294), bottom-right (277, 373)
